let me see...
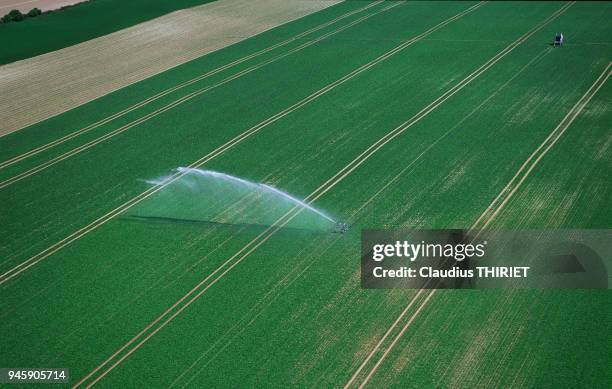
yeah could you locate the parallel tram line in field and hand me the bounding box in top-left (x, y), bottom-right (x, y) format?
top-left (144, 2), bottom-right (581, 386)
top-left (0, 1), bottom-right (380, 169)
top-left (347, 63), bottom-right (610, 389)
top-left (73, 2), bottom-right (585, 386)
top-left (472, 62), bottom-right (611, 231)
top-left (0, 2), bottom-right (400, 189)
top-left (0, 1), bottom-right (485, 286)
top-left (65, 3), bottom-right (490, 387)
top-left (167, 233), bottom-right (346, 388)
top-left (344, 46), bottom-right (553, 224)
top-left (0, 2), bottom-right (378, 169)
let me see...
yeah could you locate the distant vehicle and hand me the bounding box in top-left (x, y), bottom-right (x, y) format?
top-left (554, 32), bottom-right (564, 47)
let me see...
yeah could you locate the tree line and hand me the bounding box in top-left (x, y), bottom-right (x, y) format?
top-left (1, 8), bottom-right (43, 23)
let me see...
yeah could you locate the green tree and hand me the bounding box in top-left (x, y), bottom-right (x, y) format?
top-left (27, 8), bottom-right (42, 17)
top-left (8, 9), bottom-right (24, 22)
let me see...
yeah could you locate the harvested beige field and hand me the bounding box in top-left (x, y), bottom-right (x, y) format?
top-left (0, 0), bottom-right (83, 14)
top-left (0, 0), bottom-right (340, 136)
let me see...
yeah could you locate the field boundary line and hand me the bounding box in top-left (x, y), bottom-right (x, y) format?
top-left (0, 0), bottom-right (360, 139)
top-left (67, 3), bottom-right (490, 386)
top-left (350, 52), bottom-right (612, 389)
top-left (0, 2), bottom-right (402, 190)
top-left (0, 1), bottom-right (481, 286)
top-left (0, 1), bottom-right (381, 169)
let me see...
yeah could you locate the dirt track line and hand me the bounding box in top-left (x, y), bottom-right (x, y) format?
top-left (0, 0), bottom-right (406, 283)
top-left (473, 61), bottom-right (611, 231)
top-left (68, 3), bottom-right (489, 387)
top-left (345, 2), bottom-right (573, 388)
top-left (342, 1), bottom-right (578, 386)
top-left (0, 2), bottom-right (381, 170)
top-left (351, 38), bottom-right (612, 389)
top-left (296, 1), bottom-right (572, 210)
top-left (0, 0), bottom-right (478, 287)
top-left (343, 289), bottom-right (426, 389)
top-left (358, 289), bottom-right (436, 389)
top-left (355, 61), bottom-right (607, 389)
top-left (346, 47), bottom-right (552, 223)
top-left (0, 2), bottom-right (400, 190)
top-left (172, 233), bottom-right (346, 388)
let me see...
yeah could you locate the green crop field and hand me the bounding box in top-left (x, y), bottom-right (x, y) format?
top-left (0, 0), bottom-right (216, 65)
top-left (0, 1), bottom-right (610, 387)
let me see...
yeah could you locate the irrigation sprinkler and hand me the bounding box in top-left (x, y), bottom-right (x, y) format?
top-left (334, 222), bottom-right (349, 234)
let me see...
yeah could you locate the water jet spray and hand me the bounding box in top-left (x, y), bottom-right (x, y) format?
top-left (138, 168), bottom-right (346, 233)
